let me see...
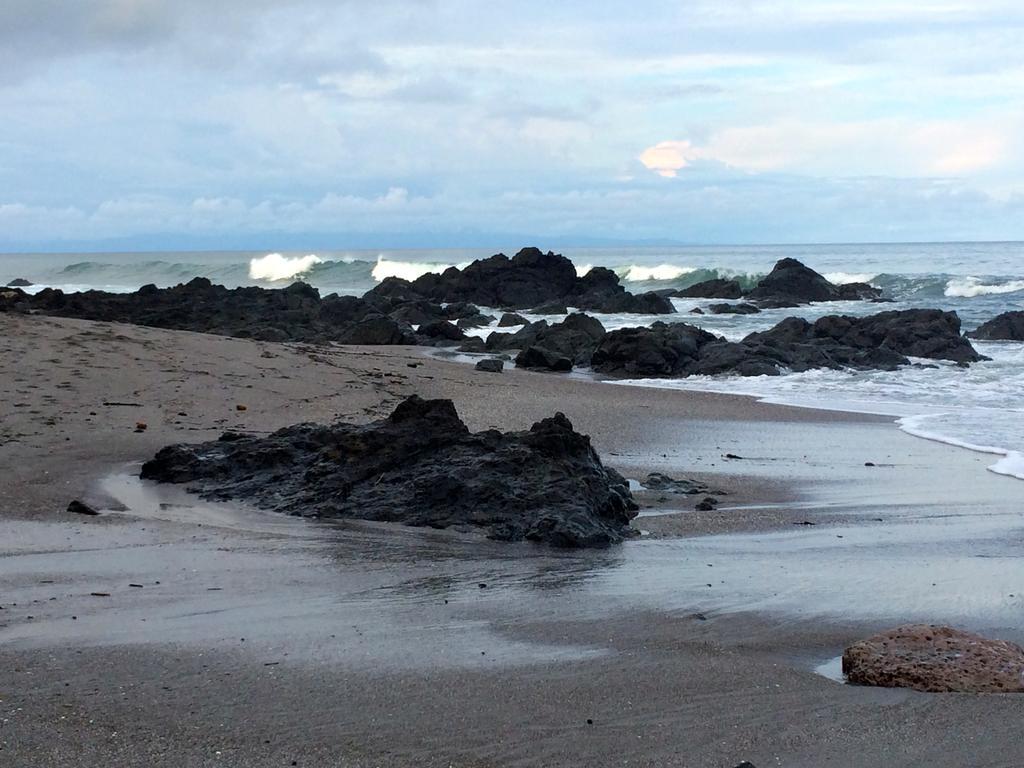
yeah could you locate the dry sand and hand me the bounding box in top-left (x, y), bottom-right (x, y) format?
top-left (2, 313), bottom-right (1023, 767)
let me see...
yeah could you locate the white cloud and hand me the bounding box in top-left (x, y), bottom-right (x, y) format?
top-left (641, 115), bottom-right (1016, 179)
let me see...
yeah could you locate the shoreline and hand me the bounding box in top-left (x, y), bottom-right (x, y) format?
top-left (3, 312), bottom-right (1024, 766)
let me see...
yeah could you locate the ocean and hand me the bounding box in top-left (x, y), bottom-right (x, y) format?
top-left (4, 242), bottom-right (1022, 481)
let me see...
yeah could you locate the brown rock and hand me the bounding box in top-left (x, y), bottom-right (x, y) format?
top-left (236, 404), bottom-right (247, 411)
top-left (134, 421), bottom-right (148, 432)
top-left (843, 624), bottom-right (1024, 693)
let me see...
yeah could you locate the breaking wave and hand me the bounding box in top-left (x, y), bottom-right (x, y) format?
top-left (944, 276), bottom-right (1024, 298)
top-left (618, 264), bottom-right (697, 282)
top-left (823, 271), bottom-right (878, 285)
top-left (370, 257), bottom-right (468, 283)
top-left (248, 253), bottom-right (323, 281)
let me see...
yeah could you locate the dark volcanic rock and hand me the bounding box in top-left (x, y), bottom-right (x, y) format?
top-left (416, 320), bottom-right (465, 342)
top-left (455, 313), bottom-right (496, 329)
top-left (475, 358), bottom-right (504, 373)
top-left (488, 313), bottom-right (606, 369)
top-left (643, 473), bottom-right (724, 496)
top-left (591, 309), bottom-right (984, 379)
top-left (531, 300), bottom-right (569, 315)
top-left (335, 315), bottom-right (417, 345)
top-left (3, 278), bottom-right (446, 346)
top-left (843, 624), bottom-right (1024, 693)
top-left (515, 346), bottom-right (573, 372)
top-left (751, 309), bottom-right (985, 365)
top-left (746, 258), bottom-right (882, 305)
top-left (673, 278), bottom-right (743, 299)
top-left (498, 312), bottom-right (528, 327)
top-left (140, 396), bottom-right (638, 547)
top-left (6, 278), bottom-right (32, 287)
top-left (708, 302), bottom-right (761, 315)
top-left (591, 322), bottom-right (719, 377)
top-left (968, 310), bottom-right (1024, 341)
top-left (393, 247), bottom-right (674, 314)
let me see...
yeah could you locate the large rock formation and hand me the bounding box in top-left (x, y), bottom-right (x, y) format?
top-left (0, 280), bottom-right (478, 347)
top-left (843, 625), bottom-right (1024, 693)
top-left (967, 311), bottom-right (1024, 341)
top-left (140, 396), bottom-right (638, 548)
top-left (590, 322), bottom-right (719, 377)
top-left (369, 248), bottom-right (675, 314)
top-left (672, 278), bottom-right (743, 299)
top-left (746, 258), bottom-right (881, 305)
top-left (591, 309), bottom-right (985, 378)
top-left (512, 313), bottom-right (607, 371)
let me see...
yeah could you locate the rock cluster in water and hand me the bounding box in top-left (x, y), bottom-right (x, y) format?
top-left (671, 258), bottom-right (882, 306)
top-left (0, 247), bottom-right (674, 343)
top-left (967, 310), bottom-right (1024, 341)
top-left (140, 395), bottom-right (639, 548)
top-left (590, 309), bottom-right (984, 378)
top-left (369, 246), bottom-right (674, 314)
top-left (843, 624), bottom-right (1024, 693)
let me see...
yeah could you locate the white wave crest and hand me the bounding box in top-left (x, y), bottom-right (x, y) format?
top-left (898, 414), bottom-right (1024, 481)
top-left (249, 253), bottom-right (322, 281)
top-left (944, 276), bottom-right (1024, 298)
top-left (620, 264), bottom-right (696, 281)
top-left (575, 263), bottom-right (594, 277)
top-left (371, 257), bottom-right (467, 283)
top-left (823, 271), bottom-right (877, 285)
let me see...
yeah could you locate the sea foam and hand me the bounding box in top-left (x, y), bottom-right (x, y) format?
top-left (249, 253), bottom-right (322, 281)
top-left (944, 276), bottom-right (1024, 298)
top-left (823, 271), bottom-right (878, 285)
top-left (620, 264), bottom-right (696, 282)
top-left (370, 257), bottom-right (469, 283)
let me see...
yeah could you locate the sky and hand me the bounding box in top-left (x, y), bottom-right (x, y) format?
top-left (2, 0), bottom-right (1024, 250)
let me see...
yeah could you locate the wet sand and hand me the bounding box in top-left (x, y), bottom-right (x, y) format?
top-left (2, 313), bottom-right (1023, 767)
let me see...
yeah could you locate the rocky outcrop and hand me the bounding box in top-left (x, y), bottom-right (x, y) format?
top-left (590, 322), bottom-right (719, 377)
top-left (369, 248), bottom-right (674, 315)
top-left (591, 309), bottom-right (985, 379)
top-left (746, 258), bottom-right (881, 305)
top-left (708, 303), bottom-right (760, 315)
top-left (6, 278), bottom-right (32, 287)
top-left (843, 625), bottom-right (1024, 693)
top-left (673, 278), bottom-right (743, 299)
top-left (140, 396), bottom-right (638, 547)
top-left (968, 311), bottom-right (1024, 341)
top-left (474, 358), bottom-right (504, 373)
top-left (498, 312), bottom-right (528, 327)
top-left (0, 279), bottom-right (485, 347)
top-left (746, 309), bottom-right (984, 365)
top-left (490, 313), bottom-right (607, 371)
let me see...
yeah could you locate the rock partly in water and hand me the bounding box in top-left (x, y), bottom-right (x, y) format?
top-left (515, 346), bottom-right (573, 372)
top-left (492, 313), bottom-right (606, 370)
top-left (140, 396), bottom-right (639, 547)
top-left (379, 247), bottom-right (674, 315)
top-left (673, 278), bottom-right (743, 299)
top-left (746, 258), bottom-right (882, 305)
top-left (590, 322), bottom-right (720, 377)
top-left (591, 309), bottom-right (985, 379)
top-left (474, 358), bottom-right (504, 373)
top-left (497, 312), bottom-right (528, 327)
top-left (1, 279), bottom-right (422, 345)
top-left (843, 624), bottom-right (1024, 693)
top-left (643, 473), bottom-right (725, 496)
top-left (708, 302), bottom-right (761, 315)
top-left (6, 278), bottom-right (32, 287)
top-left (967, 311), bottom-right (1024, 341)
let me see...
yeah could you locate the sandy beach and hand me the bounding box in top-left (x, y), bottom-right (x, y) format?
top-left (2, 312), bottom-right (1023, 767)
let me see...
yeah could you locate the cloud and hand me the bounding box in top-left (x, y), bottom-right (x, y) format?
top-left (638, 141), bottom-right (701, 177)
top-left (3, 1), bottom-right (1024, 246)
top-left (641, 115), bottom-right (1016, 179)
